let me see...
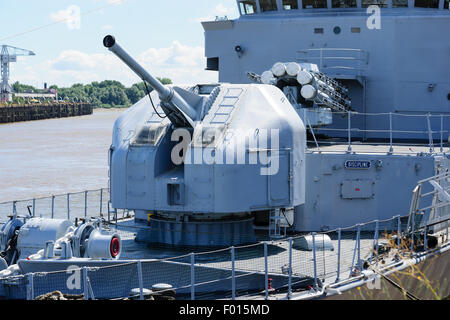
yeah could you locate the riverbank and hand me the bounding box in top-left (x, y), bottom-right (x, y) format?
top-left (0, 103), bottom-right (92, 124)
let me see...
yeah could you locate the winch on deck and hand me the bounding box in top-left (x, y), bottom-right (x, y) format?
top-left (0, 217), bottom-right (121, 277)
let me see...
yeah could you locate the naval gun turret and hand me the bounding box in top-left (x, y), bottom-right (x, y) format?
top-left (104, 36), bottom-right (306, 247)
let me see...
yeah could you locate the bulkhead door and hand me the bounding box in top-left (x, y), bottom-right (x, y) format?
top-left (268, 150), bottom-right (291, 206)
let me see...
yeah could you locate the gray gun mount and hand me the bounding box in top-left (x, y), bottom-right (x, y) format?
top-left (104, 35), bottom-right (307, 247)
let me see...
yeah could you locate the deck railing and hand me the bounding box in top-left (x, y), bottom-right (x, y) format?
top-left (1, 175), bottom-right (449, 300)
top-left (0, 188), bottom-right (130, 225)
top-left (1, 213), bottom-right (447, 300)
top-left (297, 48), bottom-right (368, 78)
top-left (305, 110), bottom-right (450, 154)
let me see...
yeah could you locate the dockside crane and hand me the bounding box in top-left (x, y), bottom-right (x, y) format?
top-left (1, 45), bottom-right (35, 102)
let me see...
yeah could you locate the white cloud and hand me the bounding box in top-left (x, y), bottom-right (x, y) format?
top-left (191, 2), bottom-right (239, 23)
top-left (138, 41), bottom-right (217, 85)
top-left (12, 42), bottom-right (218, 88)
top-left (50, 5), bottom-right (81, 30)
top-left (50, 7), bottom-right (74, 22)
top-left (215, 3), bottom-right (236, 16)
top-left (48, 50), bottom-right (117, 71)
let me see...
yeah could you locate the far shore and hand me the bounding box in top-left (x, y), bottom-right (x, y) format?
top-left (94, 107), bottom-right (130, 111)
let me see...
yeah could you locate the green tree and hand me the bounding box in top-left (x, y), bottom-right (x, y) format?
top-left (11, 78), bottom-right (172, 109)
top-left (12, 82), bottom-right (37, 93)
top-left (126, 85), bottom-right (145, 104)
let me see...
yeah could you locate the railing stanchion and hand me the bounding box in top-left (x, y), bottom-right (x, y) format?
top-left (305, 109), bottom-right (320, 151)
top-left (84, 191), bottom-right (88, 218)
top-left (372, 220), bottom-right (379, 263)
top-left (288, 238), bottom-right (293, 299)
top-left (231, 246), bottom-right (235, 300)
top-left (12, 201), bottom-right (17, 217)
top-left (137, 260), bottom-right (144, 300)
top-left (424, 219), bottom-right (428, 251)
top-left (347, 111), bottom-right (352, 153)
top-left (446, 220), bottom-right (449, 241)
top-left (357, 224), bottom-right (361, 271)
top-left (350, 225), bottom-right (361, 276)
top-left (108, 201), bottom-right (111, 225)
top-left (427, 113), bottom-right (434, 153)
top-left (336, 228), bottom-right (341, 283)
top-left (190, 253), bottom-right (195, 301)
top-left (100, 189), bottom-right (103, 216)
top-left (51, 195), bottom-right (55, 219)
top-left (264, 242), bottom-right (269, 300)
top-left (411, 212), bottom-right (416, 251)
top-left (389, 113), bottom-right (393, 153)
top-left (447, 220), bottom-right (449, 241)
top-left (440, 114), bottom-right (444, 153)
top-left (312, 232), bottom-right (318, 290)
top-left (67, 193), bottom-right (70, 221)
top-left (27, 273), bottom-right (34, 301)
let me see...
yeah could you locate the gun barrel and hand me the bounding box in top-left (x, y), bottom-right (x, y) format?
top-left (103, 35), bottom-right (197, 123)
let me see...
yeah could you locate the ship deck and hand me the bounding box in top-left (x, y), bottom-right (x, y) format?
top-left (1, 166), bottom-right (448, 300)
top-left (113, 220), bottom-right (449, 300)
top-left (307, 143), bottom-right (448, 155)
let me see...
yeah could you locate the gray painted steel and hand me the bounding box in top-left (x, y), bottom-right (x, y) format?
top-left (296, 150), bottom-right (450, 231)
top-left (203, 5), bottom-right (450, 140)
top-left (106, 37), bottom-right (306, 246)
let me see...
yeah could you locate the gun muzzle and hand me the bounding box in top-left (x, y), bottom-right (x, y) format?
top-left (103, 35), bottom-right (198, 126)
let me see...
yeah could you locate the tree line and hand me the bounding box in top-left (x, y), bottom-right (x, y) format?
top-left (11, 78), bottom-right (172, 108)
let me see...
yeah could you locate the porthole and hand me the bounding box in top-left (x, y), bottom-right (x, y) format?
top-left (333, 26), bottom-right (341, 34)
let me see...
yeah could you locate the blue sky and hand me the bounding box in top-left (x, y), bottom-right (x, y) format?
top-left (1, 0), bottom-right (239, 88)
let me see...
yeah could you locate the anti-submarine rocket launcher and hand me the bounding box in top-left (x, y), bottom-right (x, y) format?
top-left (104, 36), bottom-right (307, 247)
top-left (248, 62), bottom-right (353, 127)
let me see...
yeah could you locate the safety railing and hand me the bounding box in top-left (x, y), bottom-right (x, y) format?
top-left (1, 176), bottom-right (450, 300)
top-left (297, 48), bottom-right (368, 78)
top-left (304, 110), bottom-right (450, 154)
top-left (1, 210), bottom-right (448, 301)
top-left (406, 172), bottom-right (450, 250)
top-left (0, 188), bottom-right (132, 225)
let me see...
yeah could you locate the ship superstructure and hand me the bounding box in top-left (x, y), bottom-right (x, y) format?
top-left (203, 0), bottom-right (450, 140)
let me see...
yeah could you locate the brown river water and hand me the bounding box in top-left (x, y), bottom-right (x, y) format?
top-left (0, 109), bottom-right (125, 203)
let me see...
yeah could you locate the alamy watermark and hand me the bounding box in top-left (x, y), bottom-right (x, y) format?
top-left (366, 277), bottom-right (382, 290)
top-left (367, 5), bottom-right (381, 30)
top-left (51, 5), bottom-right (81, 30)
top-left (66, 265), bottom-right (81, 290)
top-left (170, 127), bottom-right (281, 176)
